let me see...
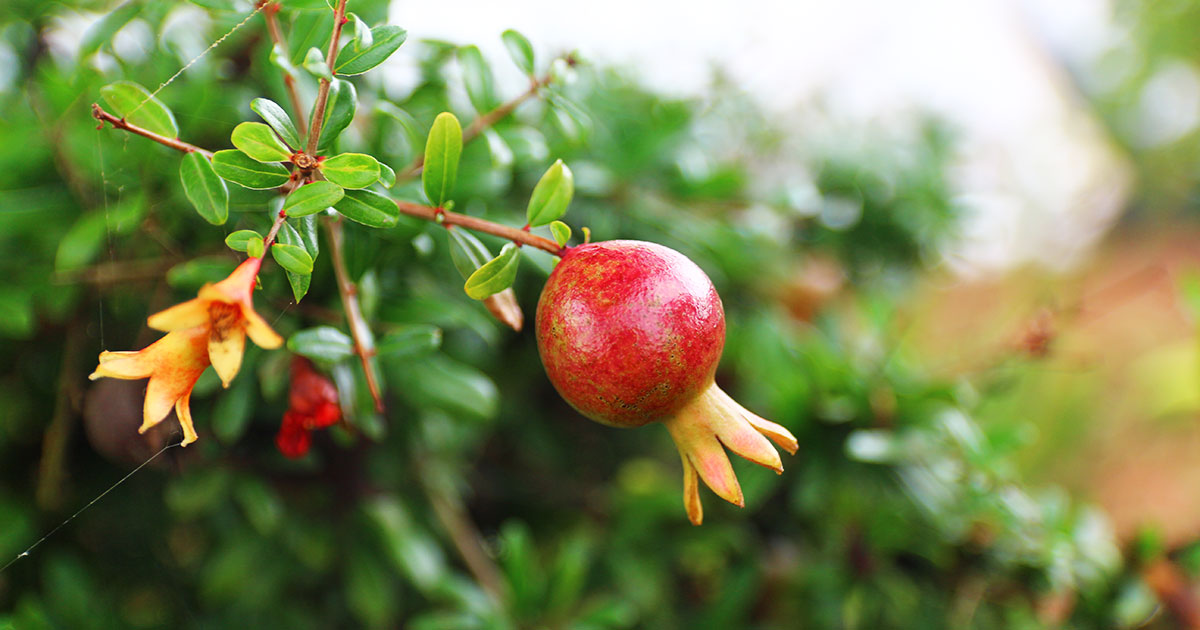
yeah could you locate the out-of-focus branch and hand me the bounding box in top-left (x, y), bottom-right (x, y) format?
top-left (260, 1), bottom-right (306, 132)
top-left (323, 216), bottom-right (385, 412)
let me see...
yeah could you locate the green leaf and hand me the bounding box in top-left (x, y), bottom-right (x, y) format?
top-left (100, 81), bottom-right (178, 139)
top-left (526, 159), bottom-right (574, 227)
top-left (288, 9), bottom-right (333, 65)
top-left (179, 152), bottom-right (229, 225)
top-left (348, 13), bottom-right (373, 50)
top-left (334, 189), bottom-right (399, 228)
top-left (224, 229), bottom-right (263, 252)
top-left (447, 227), bottom-right (492, 280)
top-left (335, 25), bottom-right (407, 75)
top-left (271, 243), bottom-right (314, 275)
top-left (211, 150), bottom-right (291, 189)
top-left (303, 46), bottom-right (333, 81)
top-left (378, 162), bottom-right (396, 188)
top-left (549, 220), bottom-right (571, 246)
top-left (377, 325), bottom-right (441, 359)
top-left (501, 29), bottom-right (536, 75)
top-left (422, 112), bottom-right (462, 206)
top-left (269, 43), bottom-right (299, 79)
top-left (464, 243), bottom-right (519, 300)
top-left (288, 326), bottom-right (355, 363)
top-left (230, 122), bottom-right (292, 163)
top-left (250, 98), bottom-right (301, 149)
top-left (0, 289), bottom-right (34, 339)
top-left (315, 79), bottom-right (357, 153)
top-left (246, 237), bottom-right (265, 259)
top-left (297, 215), bottom-right (320, 257)
top-left (458, 45), bottom-right (497, 113)
top-left (80, 1), bottom-right (140, 59)
top-left (167, 256), bottom-right (237, 290)
top-left (283, 181), bottom-right (343, 218)
top-left (320, 153), bottom-right (380, 189)
top-left (276, 221), bottom-right (315, 302)
top-left (235, 478), bottom-right (283, 535)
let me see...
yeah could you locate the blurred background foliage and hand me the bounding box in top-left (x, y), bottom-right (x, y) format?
top-left (1, 0), bottom-right (1199, 628)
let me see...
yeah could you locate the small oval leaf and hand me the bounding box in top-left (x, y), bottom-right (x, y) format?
top-left (335, 25), bottom-right (407, 76)
top-left (250, 98), bottom-right (301, 149)
top-left (224, 229), bottom-right (263, 252)
top-left (378, 162), bottom-right (396, 188)
top-left (447, 227), bottom-right (492, 280)
top-left (333, 189), bottom-right (399, 228)
top-left (320, 153), bottom-right (381, 189)
top-left (526, 159), bottom-right (574, 227)
top-left (288, 326), bottom-right (355, 363)
top-left (348, 13), bottom-right (372, 50)
top-left (283, 181), bottom-right (344, 218)
top-left (100, 80), bottom-right (179, 139)
top-left (549, 220), bottom-right (571, 246)
top-left (271, 243), bottom-right (314, 275)
top-left (501, 29), bottom-right (535, 75)
top-left (246, 236), bottom-right (265, 259)
top-left (422, 112), bottom-right (462, 207)
top-left (180, 152), bottom-right (229, 225)
top-left (377, 325), bottom-right (441, 359)
top-left (231, 122), bottom-right (292, 163)
top-left (315, 79), bottom-right (357, 153)
top-left (303, 46), bottom-right (333, 81)
top-left (464, 243), bottom-right (519, 300)
top-left (211, 150), bottom-right (291, 189)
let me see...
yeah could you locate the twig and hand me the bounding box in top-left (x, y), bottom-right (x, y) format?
top-left (262, 208), bottom-right (289, 251)
top-left (323, 216), bottom-right (385, 412)
top-left (261, 1), bottom-right (306, 132)
top-left (422, 468), bottom-right (506, 603)
top-left (305, 0), bottom-right (348, 155)
top-left (399, 74), bottom-right (554, 179)
top-left (394, 199), bottom-right (564, 255)
top-left (91, 103), bottom-right (213, 158)
top-left (1144, 558), bottom-right (1200, 630)
top-left (36, 327), bottom-right (84, 511)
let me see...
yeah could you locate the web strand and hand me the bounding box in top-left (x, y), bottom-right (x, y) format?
top-left (0, 442), bottom-right (181, 575)
top-left (126, 3), bottom-right (267, 118)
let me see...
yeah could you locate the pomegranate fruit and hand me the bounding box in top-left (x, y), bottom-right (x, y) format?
top-left (536, 240), bottom-right (798, 524)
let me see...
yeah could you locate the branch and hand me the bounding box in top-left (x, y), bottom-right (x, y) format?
top-left (393, 199), bottom-right (565, 255)
top-left (92, 103), bottom-right (213, 158)
top-left (305, 0), bottom-right (348, 156)
top-left (323, 216), bottom-right (386, 412)
top-left (261, 1), bottom-right (306, 132)
top-left (399, 73), bottom-right (555, 179)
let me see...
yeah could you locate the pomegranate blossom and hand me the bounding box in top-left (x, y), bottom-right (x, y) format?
top-left (536, 240), bottom-right (798, 524)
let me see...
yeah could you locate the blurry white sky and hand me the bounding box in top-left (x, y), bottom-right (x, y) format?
top-left (394, 0), bottom-right (1133, 274)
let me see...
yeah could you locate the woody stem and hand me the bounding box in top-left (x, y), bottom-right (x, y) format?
top-left (305, 0), bottom-right (348, 155)
top-left (91, 104), bottom-right (213, 158)
top-left (323, 215), bottom-right (385, 412)
top-left (260, 1), bottom-right (306, 131)
top-left (392, 200), bottom-right (564, 255)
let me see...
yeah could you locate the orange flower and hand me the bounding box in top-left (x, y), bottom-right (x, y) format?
top-left (89, 326), bottom-right (210, 446)
top-left (89, 257), bottom-right (282, 446)
top-left (146, 257), bottom-right (283, 387)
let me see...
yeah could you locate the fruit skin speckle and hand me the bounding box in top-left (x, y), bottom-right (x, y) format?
top-left (536, 240), bottom-right (726, 427)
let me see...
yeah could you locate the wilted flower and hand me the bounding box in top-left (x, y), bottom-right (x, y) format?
top-left (275, 357), bottom-right (341, 458)
top-left (146, 257), bottom-right (283, 387)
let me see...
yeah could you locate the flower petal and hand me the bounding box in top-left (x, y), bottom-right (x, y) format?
top-left (141, 372), bottom-right (181, 433)
top-left (201, 257), bottom-right (262, 305)
top-left (742, 411), bottom-right (799, 455)
top-left (685, 434), bottom-right (743, 508)
top-left (709, 386), bottom-right (784, 473)
top-left (175, 388), bottom-right (199, 446)
top-left (89, 351), bottom-right (153, 380)
top-left (147, 297), bottom-right (209, 332)
top-left (209, 325), bottom-right (246, 388)
top-left (241, 307), bottom-right (283, 349)
top-left (681, 453), bottom-right (703, 526)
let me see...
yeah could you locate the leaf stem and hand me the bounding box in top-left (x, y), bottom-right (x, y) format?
top-left (305, 0), bottom-right (348, 156)
top-left (323, 215), bottom-right (386, 412)
top-left (393, 199), bottom-right (565, 255)
top-left (92, 103), bottom-right (213, 158)
top-left (261, 1), bottom-right (307, 132)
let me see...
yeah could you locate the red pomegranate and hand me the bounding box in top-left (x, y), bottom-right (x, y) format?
top-left (536, 240), bottom-right (798, 524)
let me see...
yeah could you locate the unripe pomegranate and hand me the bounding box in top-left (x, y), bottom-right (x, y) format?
top-left (536, 240), bottom-right (798, 524)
